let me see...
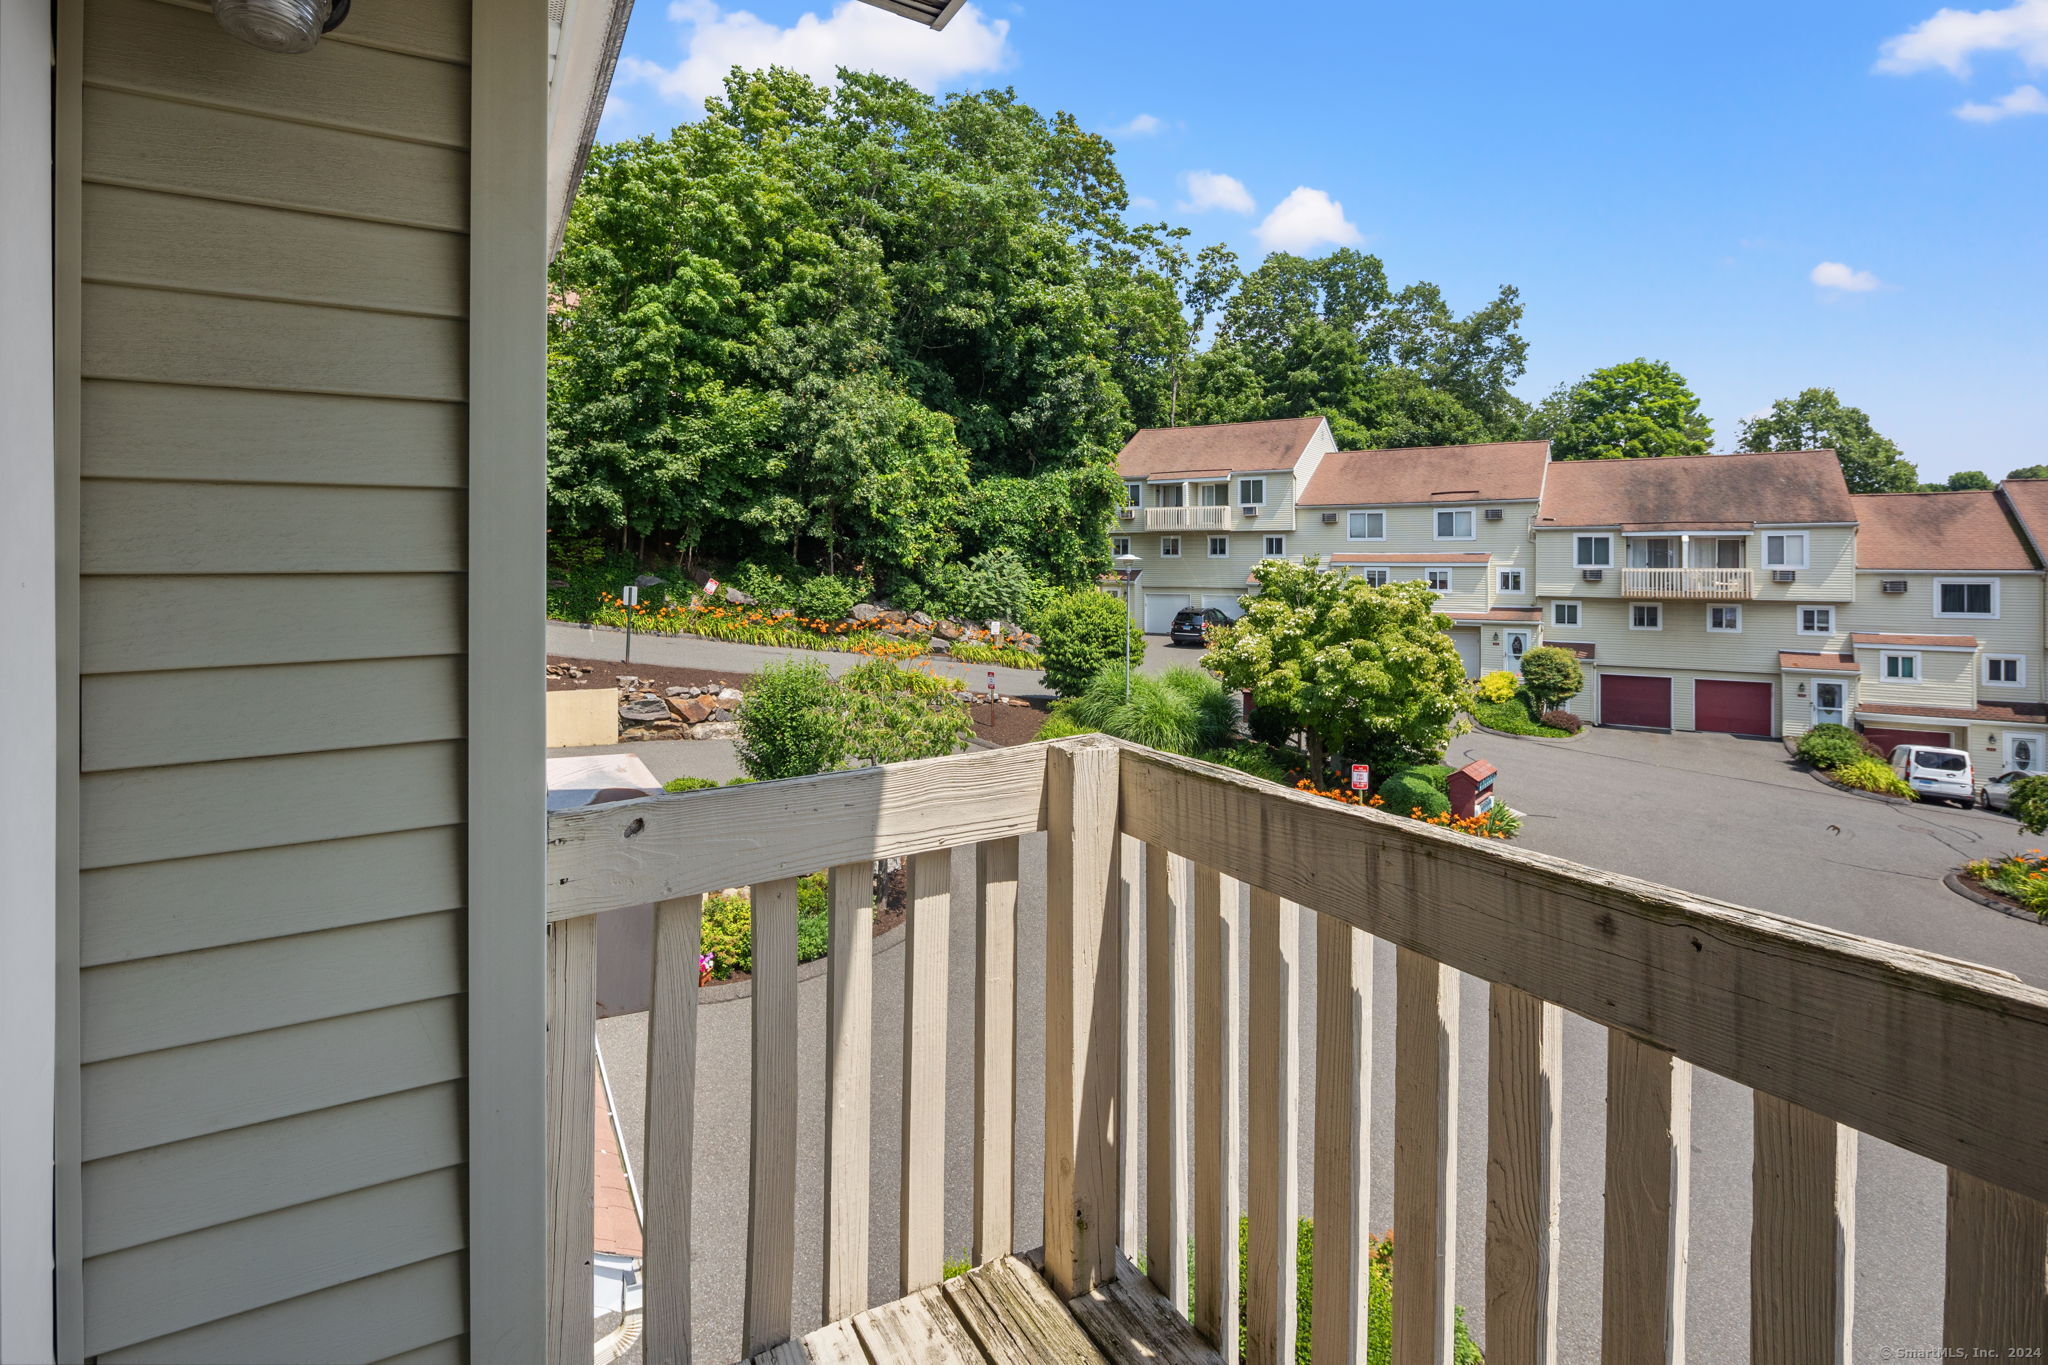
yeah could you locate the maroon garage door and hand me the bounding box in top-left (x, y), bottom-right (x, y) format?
top-left (1600, 674), bottom-right (1671, 730)
top-left (1861, 727), bottom-right (1956, 758)
top-left (1694, 680), bottom-right (1774, 737)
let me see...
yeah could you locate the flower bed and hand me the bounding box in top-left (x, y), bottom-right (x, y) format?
top-left (1961, 851), bottom-right (2048, 921)
top-left (1469, 695), bottom-right (1574, 738)
top-left (1290, 778), bottom-right (1520, 839)
top-left (589, 593), bottom-right (929, 657)
top-left (947, 640), bottom-right (1043, 669)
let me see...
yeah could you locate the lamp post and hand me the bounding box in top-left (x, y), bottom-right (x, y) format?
top-left (1113, 553), bottom-right (1142, 701)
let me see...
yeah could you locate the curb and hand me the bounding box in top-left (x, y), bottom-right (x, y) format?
top-left (1464, 714), bottom-right (1587, 743)
top-left (697, 921), bottom-right (907, 1004)
top-left (1945, 871), bottom-right (2045, 926)
top-left (1799, 764), bottom-right (1918, 806)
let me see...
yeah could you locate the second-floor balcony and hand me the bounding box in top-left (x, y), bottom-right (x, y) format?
top-left (1143, 504), bottom-right (1235, 531)
top-left (1622, 565), bottom-right (1755, 598)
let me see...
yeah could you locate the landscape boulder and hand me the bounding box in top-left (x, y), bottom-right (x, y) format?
top-left (850, 602), bottom-right (885, 621)
top-left (620, 698), bottom-right (669, 724)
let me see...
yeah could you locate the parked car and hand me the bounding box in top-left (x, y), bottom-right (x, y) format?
top-left (1168, 606), bottom-right (1233, 646)
top-left (1890, 744), bottom-right (1974, 806)
top-left (1981, 770), bottom-right (2037, 812)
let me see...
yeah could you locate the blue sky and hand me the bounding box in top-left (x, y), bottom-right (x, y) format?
top-left (601, 0), bottom-right (2048, 480)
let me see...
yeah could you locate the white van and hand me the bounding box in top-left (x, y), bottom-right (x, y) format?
top-left (1890, 744), bottom-right (1974, 806)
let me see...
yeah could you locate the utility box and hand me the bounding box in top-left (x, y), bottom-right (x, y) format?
top-left (1448, 759), bottom-right (1497, 817)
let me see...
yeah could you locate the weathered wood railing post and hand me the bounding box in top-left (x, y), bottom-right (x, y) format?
top-left (544, 915), bottom-right (596, 1365)
top-left (1044, 736), bottom-right (1123, 1299)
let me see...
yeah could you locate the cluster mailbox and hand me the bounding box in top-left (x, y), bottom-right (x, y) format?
top-left (1448, 759), bottom-right (1497, 817)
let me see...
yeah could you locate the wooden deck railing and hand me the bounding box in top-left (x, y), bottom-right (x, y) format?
top-left (543, 734), bottom-right (2048, 1364)
top-left (1621, 566), bottom-right (1754, 598)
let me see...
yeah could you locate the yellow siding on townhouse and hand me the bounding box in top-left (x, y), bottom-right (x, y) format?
top-left (71, 0), bottom-right (476, 1357)
top-left (1532, 525), bottom-right (1857, 603)
top-left (1851, 572), bottom-right (2045, 703)
top-left (1856, 644), bottom-right (1977, 711)
top-left (1291, 500), bottom-right (1538, 606)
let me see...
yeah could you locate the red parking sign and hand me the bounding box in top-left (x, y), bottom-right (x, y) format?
top-left (1350, 763), bottom-right (1371, 791)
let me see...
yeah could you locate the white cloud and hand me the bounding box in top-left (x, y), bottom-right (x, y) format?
top-left (1252, 187), bottom-right (1363, 253)
top-left (1876, 0), bottom-right (2048, 76)
top-left (620, 0), bottom-right (1012, 109)
top-left (1810, 261), bottom-right (1886, 292)
top-left (1177, 170), bottom-right (1255, 215)
top-left (1129, 194), bottom-right (1158, 210)
top-left (1110, 113), bottom-right (1164, 137)
top-left (1958, 81), bottom-right (2048, 116)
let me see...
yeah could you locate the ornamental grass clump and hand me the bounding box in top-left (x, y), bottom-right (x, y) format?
top-left (1062, 665), bottom-right (1237, 755)
top-left (1832, 756), bottom-right (1915, 797)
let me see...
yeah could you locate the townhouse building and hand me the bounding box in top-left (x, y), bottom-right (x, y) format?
top-left (1112, 420), bottom-right (2048, 774)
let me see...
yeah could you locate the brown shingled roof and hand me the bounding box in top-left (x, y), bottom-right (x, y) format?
top-left (1778, 651), bottom-right (1858, 673)
top-left (1445, 607), bottom-right (1543, 622)
top-left (1849, 490), bottom-right (2038, 571)
top-left (1850, 632), bottom-right (1980, 650)
top-left (1116, 416), bottom-right (1328, 479)
top-left (1533, 450), bottom-right (1853, 527)
top-left (1298, 440), bottom-right (1549, 506)
top-left (1856, 701), bottom-right (2048, 724)
top-left (1329, 552), bottom-right (1492, 565)
top-left (1999, 479), bottom-right (2048, 560)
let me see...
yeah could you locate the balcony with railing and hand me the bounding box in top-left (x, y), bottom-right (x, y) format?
top-left (1144, 505), bottom-right (1235, 532)
top-left (543, 734), bottom-right (2048, 1365)
top-left (1621, 566), bottom-right (1755, 598)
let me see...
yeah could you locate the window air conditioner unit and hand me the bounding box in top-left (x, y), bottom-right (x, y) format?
top-left (1484, 508), bottom-right (1504, 521)
top-left (1321, 511), bottom-right (1339, 525)
top-left (1581, 568), bottom-right (1604, 583)
top-left (1772, 569), bottom-right (1797, 583)
top-left (1241, 504), bottom-right (1259, 517)
top-left (1881, 579), bottom-right (1908, 594)
top-left (1117, 506), bottom-right (1136, 520)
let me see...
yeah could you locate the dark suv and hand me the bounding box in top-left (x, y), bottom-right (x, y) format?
top-left (1168, 606), bottom-right (1232, 646)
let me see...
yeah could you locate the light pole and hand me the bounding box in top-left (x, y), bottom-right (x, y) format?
top-left (1113, 553), bottom-right (1142, 701)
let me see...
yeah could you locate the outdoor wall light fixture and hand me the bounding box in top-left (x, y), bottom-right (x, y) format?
top-left (213, 0), bottom-right (350, 54)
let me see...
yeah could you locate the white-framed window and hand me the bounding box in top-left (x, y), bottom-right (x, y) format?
top-left (1208, 536), bottom-right (1229, 558)
top-left (1882, 651), bottom-right (1920, 682)
top-left (1574, 534), bottom-right (1612, 567)
top-left (1435, 508), bottom-right (1475, 540)
top-left (2007, 733), bottom-right (2044, 772)
top-left (1551, 600), bottom-right (1581, 627)
top-left (1124, 482), bottom-right (1142, 506)
top-left (1238, 477), bottom-right (1265, 506)
top-left (1936, 578), bottom-right (1999, 618)
top-left (1798, 606), bottom-right (1834, 635)
top-left (1348, 510), bottom-right (1386, 541)
top-left (1426, 568), bottom-right (1452, 591)
top-left (1498, 568), bottom-right (1524, 593)
top-left (1630, 603), bottom-right (1662, 630)
top-left (1708, 605), bottom-right (1742, 632)
top-left (1197, 482), bottom-right (1230, 508)
top-left (1159, 536), bottom-right (1180, 558)
top-left (1985, 654), bottom-right (2026, 687)
top-left (1111, 537), bottom-right (1130, 558)
top-left (1764, 531), bottom-right (1809, 569)
top-left (1263, 534), bottom-right (1285, 557)
top-left (1362, 568), bottom-right (1389, 586)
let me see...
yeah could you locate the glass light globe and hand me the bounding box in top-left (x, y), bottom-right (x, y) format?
top-left (213, 0), bottom-right (335, 54)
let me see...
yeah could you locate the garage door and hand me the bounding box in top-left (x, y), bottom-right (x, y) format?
top-left (1861, 727), bottom-right (1955, 758)
top-left (1694, 680), bottom-right (1773, 737)
top-left (1601, 674), bottom-right (1671, 730)
top-left (1144, 593), bottom-right (1189, 635)
top-left (1449, 628), bottom-right (1480, 678)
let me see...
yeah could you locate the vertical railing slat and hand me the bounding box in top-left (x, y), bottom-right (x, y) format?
top-left (900, 848), bottom-right (953, 1294)
top-left (1145, 845), bottom-right (1190, 1314)
top-left (743, 878), bottom-right (801, 1356)
top-left (1944, 1169), bottom-right (2048, 1350)
top-left (1120, 833), bottom-right (1143, 1256)
top-left (1044, 739), bottom-right (1124, 1299)
top-left (545, 915), bottom-right (597, 1365)
top-left (973, 838), bottom-right (1021, 1266)
top-left (1600, 1030), bottom-right (1692, 1365)
top-left (1751, 1092), bottom-right (1855, 1365)
top-left (823, 863), bottom-right (874, 1323)
top-left (1246, 889), bottom-right (1300, 1365)
top-left (1485, 983), bottom-right (1563, 1365)
top-left (1193, 863), bottom-right (1242, 1362)
top-left (643, 895), bottom-right (702, 1365)
top-left (1311, 916), bottom-right (1371, 1365)
top-left (1393, 947), bottom-right (1459, 1365)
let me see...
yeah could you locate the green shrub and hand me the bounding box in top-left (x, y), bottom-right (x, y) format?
top-left (1520, 645), bottom-right (1584, 713)
top-left (1392, 763), bottom-right (1454, 794)
top-left (949, 547), bottom-right (1041, 625)
top-left (1037, 590), bottom-right (1145, 697)
top-left (1245, 701), bottom-right (1296, 749)
top-left (1378, 771), bottom-right (1451, 818)
top-left (661, 776), bottom-right (721, 793)
top-left (842, 657), bottom-right (963, 698)
top-left (2009, 775), bottom-right (2048, 835)
top-left (727, 561), bottom-right (799, 612)
top-left (699, 872), bottom-right (834, 981)
top-left (1034, 709), bottom-right (1099, 741)
top-left (1795, 723), bottom-right (1867, 771)
top-left (793, 573), bottom-right (862, 623)
top-left (1834, 756), bottom-right (1915, 797)
top-left (1475, 670), bottom-right (1519, 703)
top-left (1966, 851), bottom-right (2048, 918)
top-left (948, 642), bottom-right (1043, 669)
top-left (1538, 707), bottom-right (1584, 734)
top-left (1064, 665), bottom-right (1238, 755)
top-left (1470, 695), bottom-right (1571, 738)
top-left (737, 659), bottom-right (847, 780)
top-left (1195, 745), bottom-right (1291, 784)
top-left (840, 686), bottom-right (972, 766)
top-left (1478, 804), bottom-right (1522, 838)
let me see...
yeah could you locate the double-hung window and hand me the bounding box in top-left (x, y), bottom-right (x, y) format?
top-left (1574, 535), bottom-right (1612, 568)
top-left (1708, 605), bottom-right (1741, 632)
top-left (1111, 536), bottom-right (1130, 557)
top-left (1238, 477), bottom-right (1265, 506)
top-left (1764, 532), bottom-right (1809, 569)
top-left (1426, 568), bottom-right (1452, 592)
top-left (1208, 536), bottom-right (1229, 558)
top-left (1798, 606), bottom-right (1834, 635)
top-left (1883, 652), bottom-right (1919, 682)
top-left (1498, 568), bottom-right (1524, 593)
top-left (1551, 600), bottom-right (1581, 627)
top-left (1986, 655), bottom-right (2026, 687)
top-left (1159, 537), bottom-right (1180, 558)
top-left (1348, 510), bottom-right (1385, 541)
top-left (1435, 509), bottom-right (1474, 540)
top-left (1124, 482), bottom-right (1142, 507)
top-left (1936, 579), bottom-right (1998, 617)
top-left (1630, 603), bottom-right (1662, 630)
top-left (1361, 568), bottom-right (1389, 586)
top-left (1263, 535), bottom-right (1285, 557)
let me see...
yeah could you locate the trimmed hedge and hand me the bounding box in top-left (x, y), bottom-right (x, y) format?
top-left (1379, 771), bottom-right (1450, 818)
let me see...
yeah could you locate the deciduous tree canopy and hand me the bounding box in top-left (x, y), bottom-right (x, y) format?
top-left (1530, 358), bottom-right (1714, 461)
top-left (1738, 387), bottom-right (1918, 492)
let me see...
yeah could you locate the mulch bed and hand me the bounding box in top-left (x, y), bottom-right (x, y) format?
top-left (546, 654), bottom-right (752, 695)
top-left (969, 696), bottom-right (1050, 747)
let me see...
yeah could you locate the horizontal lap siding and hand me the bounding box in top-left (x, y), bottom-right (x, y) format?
top-left (74, 0), bottom-right (475, 1357)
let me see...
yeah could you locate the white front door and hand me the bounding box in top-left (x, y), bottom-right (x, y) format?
top-left (1503, 629), bottom-right (1533, 674)
top-left (1811, 680), bottom-right (1845, 728)
top-left (2008, 732), bottom-right (2044, 774)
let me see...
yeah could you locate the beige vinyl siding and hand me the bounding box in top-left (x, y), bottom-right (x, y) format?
top-left (1292, 499), bottom-right (1536, 591)
top-left (1856, 643), bottom-right (1977, 710)
top-left (1852, 572), bottom-right (2046, 704)
top-left (71, 0), bottom-right (475, 1357)
top-left (1532, 525), bottom-right (1856, 603)
top-left (1559, 597), bottom-right (1797, 675)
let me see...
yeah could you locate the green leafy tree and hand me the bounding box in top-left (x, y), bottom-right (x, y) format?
top-left (1518, 646), bottom-right (1584, 714)
top-left (841, 688), bottom-right (972, 766)
top-left (2006, 465), bottom-right (2048, 481)
top-left (1738, 388), bottom-right (1917, 492)
top-left (2008, 776), bottom-right (2048, 836)
top-left (736, 659), bottom-right (847, 780)
top-left (1937, 470), bottom-right (1995, 491)
top-left (1532, 359), bottom-right (1714, 460)
top-left (1037, 589), bottom-right (1146, 697)
top-left (1204, 560), bottom-right (1469, 777)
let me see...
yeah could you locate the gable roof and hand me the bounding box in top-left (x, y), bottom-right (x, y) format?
top-left (2000, 480), bottom-right (2048, 564)
top-left (1116, 417), bottom-right (1329, 480)
top-left (1533, 450), bottom-right (1853, 528)
top-left (1296, 440), bottom-right (1550, 506)
top-left (1849, 491), bottom-right (2038, 571)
